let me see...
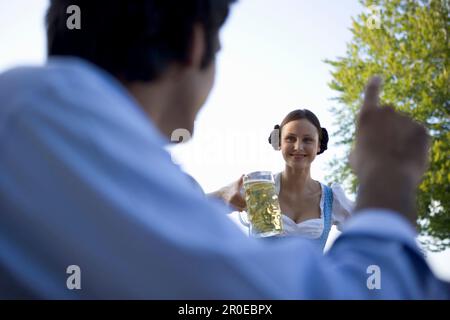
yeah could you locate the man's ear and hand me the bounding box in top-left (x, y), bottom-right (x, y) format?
top-left (187, 23), bottom-right (206, 68)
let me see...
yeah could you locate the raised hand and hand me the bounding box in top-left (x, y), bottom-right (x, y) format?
top-left (350, 77), bottom-right (430, 224)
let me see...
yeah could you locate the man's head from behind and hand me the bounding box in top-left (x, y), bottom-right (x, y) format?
top-left (46, 0), bottom-right (235, 137)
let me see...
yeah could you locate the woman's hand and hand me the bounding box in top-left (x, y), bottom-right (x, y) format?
top-left (207, 175), bottom-right (247, 211)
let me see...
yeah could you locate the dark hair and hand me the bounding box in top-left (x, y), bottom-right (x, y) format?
top-left (46, 0), bottom-right (235, 82)
top-left (268, 109), bottom-right (329, 154)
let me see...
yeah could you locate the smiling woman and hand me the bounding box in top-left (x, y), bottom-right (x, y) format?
top-left (236, 109), bottom-right (354, 251)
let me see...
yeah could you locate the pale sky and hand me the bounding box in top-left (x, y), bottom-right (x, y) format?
top-left (0, 0), bottom-right (448, 282)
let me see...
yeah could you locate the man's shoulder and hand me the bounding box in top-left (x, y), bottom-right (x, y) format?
top-left (0, 57), bottom-right (166, 147)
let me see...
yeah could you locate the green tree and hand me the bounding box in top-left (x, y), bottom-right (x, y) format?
top-left (325, 0), bottom-right (449, 251)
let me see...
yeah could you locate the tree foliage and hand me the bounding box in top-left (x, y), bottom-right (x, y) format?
top-left (325, 0), bottom-right (449, 251)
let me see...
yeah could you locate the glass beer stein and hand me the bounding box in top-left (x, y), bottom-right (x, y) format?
top-left (241, 171), bottom-right (283, 238)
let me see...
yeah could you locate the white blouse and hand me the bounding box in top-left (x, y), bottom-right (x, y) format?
top-left (235, 172), bottom-right (354, 239)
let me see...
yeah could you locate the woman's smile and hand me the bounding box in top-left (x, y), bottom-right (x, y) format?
top-left (290, 153), bottom-right (307, 160)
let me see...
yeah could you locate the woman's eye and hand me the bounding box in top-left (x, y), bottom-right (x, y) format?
top-left (286, 136), bottom-right (295, 142)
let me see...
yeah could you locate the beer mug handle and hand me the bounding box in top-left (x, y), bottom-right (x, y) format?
top-left (238, 186), bottom-right (250, 227)
top-left (238, 211), bottom-right (250, 227)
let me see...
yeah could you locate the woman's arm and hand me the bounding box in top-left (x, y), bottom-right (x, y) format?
top-left (207, 175), bottom-right (247, 211)
top-left (331, 183), bottom-right (354, 231)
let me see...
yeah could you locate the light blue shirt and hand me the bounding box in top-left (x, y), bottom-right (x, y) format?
top-left (0, 58), bottom-right (448, 299)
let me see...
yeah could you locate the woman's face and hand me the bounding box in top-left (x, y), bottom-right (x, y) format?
top-left (280, 119), bottom-right (320, 169)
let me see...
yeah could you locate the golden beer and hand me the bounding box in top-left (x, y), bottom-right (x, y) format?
top-left (243, 172), bottom-right (283, 237)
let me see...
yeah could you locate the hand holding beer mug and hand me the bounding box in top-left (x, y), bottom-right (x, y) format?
top-left (240, 171), bottom-right (283, 237)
